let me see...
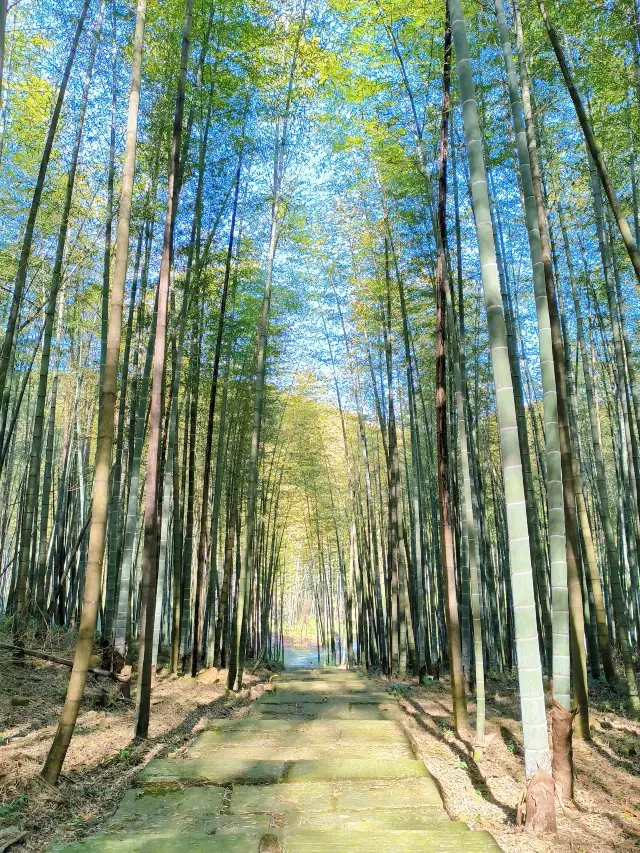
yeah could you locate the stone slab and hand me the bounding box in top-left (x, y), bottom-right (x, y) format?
top-left (136, 758), bottom-right (285, 788)
top-left (230, 780), bottom-right (443, 817)
top-left (52, 829), bottom-right (284, 853)
top-left (287, 808), bottom-right (453, 829)
top-left (284, 758), bottom-right (428, 782)
top-left (258, 691), bottom-right (392, 704)
top-left (202, 718), bottom-right (407, 743)
top-left (102, 788), bottom-right (226, 834)
top-left (231, 782), bottom-right (336, 815)
top-left (336, 778), bottom-right (442, 810)
top-left (251, 702), bottom-right (400, 720)
top-left (205, 717), bottom-right (299, 733)
top-left (268, 680), bottom-right (372, 694)
top-left (187, 740), bottom-right (413, 760)
top-left (138, 756), bottom-right (426, 788)
top-left (277, 669), bottom-right (359, 680)
top-left (284, 829), bottom-right (502, 852)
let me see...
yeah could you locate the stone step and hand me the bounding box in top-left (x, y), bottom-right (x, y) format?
top-left (203, 717), bottom-right (408, 742)
top-left (285, 828), bottom-right (502, 852)
top-left (102, 788), bottom-right (226, 834)
top-left (136, 758), bottom-right (286, 788)
top-left (186, 739), bottom-right (414, 760)
top-left (258, 691), bottom-right (392, 704)
top-left (277, 676), bottom-right (364, 684)
top-left (229, 778), bottom-right (443, 814)
top-left (55, 826), bottom-right (500, 853)
top-left (335, 778), bottom-right (442, 810)
top-left (137, 757), bottom-right (428, 788)
top-left (269, 680), bottom-right (372, 693)
top-left (285, 758), bottom-right (428, 783)
top-left (286, 808), bottom-right (454, 830)
top-left (100, 789), bottom-right (451, 838)
top-left (277, 668), bottom-right (358, 680)
top-left (251, 702), bottom-right (400, 720)
top-left (52, 829), bottom-right (283, 853)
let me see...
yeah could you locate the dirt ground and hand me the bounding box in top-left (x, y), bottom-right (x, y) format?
top-left (0, 627), bottom-right (267, 852)
top-left (390, 672), bottom-right (640, 853)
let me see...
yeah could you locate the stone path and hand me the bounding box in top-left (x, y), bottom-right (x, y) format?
top-left (55, 669), bottom-right (501, 852)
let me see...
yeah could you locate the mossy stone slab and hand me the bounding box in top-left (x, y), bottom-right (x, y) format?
top-left (284, 758), bottom-right (428, 782)
top-left (336, 777), bottom-right (443, 810)
top-left (204, 718), bottom-right (299, 733)
top-left (287, 808), bottom-right (453, 830)
top-left (102, 788), bottom-right (226, 834)
top-left (251, 702), bottom-right (399, 720)
top-left (136, 758), bottom-right (285, 788)
top-left (230, 782), bottom-right (336, 815)
top-left (269, 680), bottom-right (371, 694)
top-left (53, 828), bottom-right (283, 853)
top-left (258, 691), bottom-right (392, 704)
top-left (277, 678), bottom-right (365, 686)
top-left (315, 719), bottom-right (408, 742)
top-left (201, 718), bottom-right (407, 743)
top-left (229, 778), bottom-right (444, 817)
top-left (283, 828), bottom-right (502, 852)
top-left (187, 740), bottom-right (413, 761)
top-left (277, 669), bottom-right (358, 680)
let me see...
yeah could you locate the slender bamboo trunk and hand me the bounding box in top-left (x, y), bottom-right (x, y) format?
top-left (35, 292), bottom-right (65, 619)
top-left (495, 0), bottom-right (564, 697)
top-left (0, 0), bottom-right (91, 419)
top-left (99, 2), bottom-right (118, 399)
top-left (115, 274), bottom-right (157, 659)
top-left (557, 201), bottom-right (614, 682)
top-left (228, 9), bottom-right (306, 690)
top-left (179, 303), bottom-right (202, 668)
top-left (103, 226), bottom-right (144, 651)
top-left (382, 251), bottom-right (400, 678)
top-left (449, 0), bottom-right (553, 824)
top-left (535, 0), bottom-right (640, 288)
top-left (41, 0), bottom-right (148, 786)
top-left (136, 0), bottom-right (193, 738)
top-left (450, 123), bottom-right (485, 749)
top-left (13, 0), bottom-right (103, 642)
top-left (435, 12), bottom-right (468, 735)
top-left (171, 380), bottom-right (189, 673)
top-left (514, 1), bottom-right (590, 754)
top-left (192, 139), bottom-right (244, 677)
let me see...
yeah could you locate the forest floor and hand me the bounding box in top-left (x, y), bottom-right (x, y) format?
top-left (393, 671), bottom-right (640, 853)
top-left (0, 624), bottom-right (268, 853)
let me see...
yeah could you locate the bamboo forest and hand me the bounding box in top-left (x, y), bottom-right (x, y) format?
top-left (0, 0), bottom-right (639, 849)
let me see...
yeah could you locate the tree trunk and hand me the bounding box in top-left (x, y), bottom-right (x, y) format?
top-left (538, 0), bottom-right (640, 290)
top-left (228, 6), bottom-right (307, 690)
top-left (448, 0), bottom-right (554, 826)
top-left (192, 138), bottom-right (244, 677)
top-left (135, 0), bottom-right (193, 738)
top-left (0, 0), bottom-right (91, 420)
top-left (435, 10), bottom-right (468, 736)
top-left (514, 0), bottom-right (590, 757)
top-left (557, 202), bottom-right (615, 683)
top-left (41, 0), bottom-right (148, 786)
